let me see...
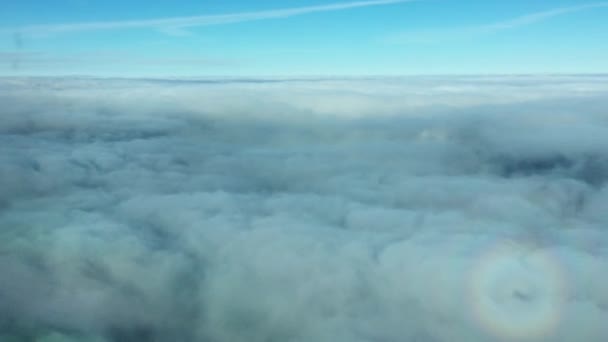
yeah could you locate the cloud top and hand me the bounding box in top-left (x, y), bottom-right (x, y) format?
top-left (1, 75), bottom-right (608, 341)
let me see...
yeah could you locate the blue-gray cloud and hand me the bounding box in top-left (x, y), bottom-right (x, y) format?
top-left (1, 75), bottom-right (608, 341)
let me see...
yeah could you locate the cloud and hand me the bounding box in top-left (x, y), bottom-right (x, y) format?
top-left (1, 75), bottom-right (608, 341)
top-left (386, 2), bottom-right (608, 44)
top-left (1, 0), bottom-right (414, 37)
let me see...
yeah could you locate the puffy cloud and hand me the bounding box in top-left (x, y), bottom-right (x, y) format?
top-left (1, 75), bottom-right (608, 341)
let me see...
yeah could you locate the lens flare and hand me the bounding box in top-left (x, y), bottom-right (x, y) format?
top-left (468, 242), bottom-right (567, 340)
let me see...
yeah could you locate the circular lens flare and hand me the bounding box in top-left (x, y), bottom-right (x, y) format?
top-left (468, 242), bottom-right (567, 340)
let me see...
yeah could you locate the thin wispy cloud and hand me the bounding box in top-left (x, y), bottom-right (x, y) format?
top-left (0, 50), bottom-right (240, 75)
top-left (386, 2), bottom-right (608, 44)
top-left (1, 0), bottom-right (414, 36)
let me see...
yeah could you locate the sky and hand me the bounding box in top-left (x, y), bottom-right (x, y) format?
top-left (1, 0), bottom-right (607, 76)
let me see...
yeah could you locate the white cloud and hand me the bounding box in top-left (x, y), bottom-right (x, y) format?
top-left (1, 75), bottom-right (608, 341)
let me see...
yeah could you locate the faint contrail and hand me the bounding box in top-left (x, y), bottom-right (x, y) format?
top-left (483, 2), bottom-right (608, 31)
top-left (386, 2), bottom-right (608, 44)
top-left (1, 0), bottom-right (415, 36)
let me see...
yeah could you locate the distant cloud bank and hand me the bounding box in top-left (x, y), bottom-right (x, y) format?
top-left (1, 76), bottom-right (608, 341)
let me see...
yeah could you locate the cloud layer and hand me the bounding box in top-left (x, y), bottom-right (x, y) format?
top-left (1, 75), bottom-right (608, 341)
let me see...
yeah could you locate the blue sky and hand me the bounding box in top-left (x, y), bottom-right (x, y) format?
top-left (1, 0), bottom-right (607, 76)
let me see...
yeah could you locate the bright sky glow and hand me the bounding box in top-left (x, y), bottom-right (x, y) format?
top-left (1, 0), bottom-right (607, 76)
